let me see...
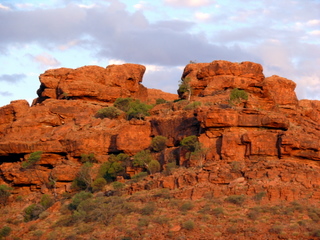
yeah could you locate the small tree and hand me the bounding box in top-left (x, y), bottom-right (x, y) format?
top-left (132, 150), bottom-right (153, 168)
top-left (229, 88), bottom-right (248, 105)
top-left (181, 135), bottom-right (198, 152)
top-left (0, 226), bottom-right (11, 239)
top-left (72, 162), bottom-right (93, 191)
top-left (80, 153), bottom-right (97, 163)
top-left (148, 160), bottom-right (161, 174)
top-left (95, 106), bottom-right (122, 119)
top-left (92, 177), bottom-right (107, 192)
top-left (0, 185), bottom-right (13, 206)
top-left (21, 151), bottom-right (43, 169)
top-left (24, 204), bottom-right (45, 222)
top-left (181, 135), bottom-right (206, 167)
top-left (178, 77), bottom-right (192, 100)
top-left (151, 136), bottom-right (168, 152)
top-left (98, 156), bottom-right (125, 182)
top-left (114, 98), bottom-right (133, 112)
top-left (40, 194), bottom-right (54, 209)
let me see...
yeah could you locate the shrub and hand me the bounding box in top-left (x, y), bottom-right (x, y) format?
top-left (95, 106), bottom-right (121, 119)
top-left (141, 202), bottom-right (156, 215)
top-left (180, 135), bottom-right (198, 152)
top-left (151, 135), bottom-right (168, 152)
top-left (72, 162), bottom-right (93, 191)
top-left (131, 172), bottom-right (148, 181)
top-left (184, 101), bottom-right (201, 110)
top-left (132, 150), bottom-right (153, 168)
top-left (21, 151), bottom-right (43, 169)
top-left (178, 77), bottom-right (192, 100)
top-left (0, 184), bottom-right (13, 206)
top-left (40, 194), bottom-right (54, 209)
top-left (182, 220), bottom-right (195, 230)
top-left (147, 160), bottom-right (161, 174)
top-left (114, 98), bottom-right (133, 112)
top-left (92, 177), bottom-right (107, 192)
top-left (229, 88), bottom-right (248, 104)
top-left (180, 201), bottom-right (194, 212)
top-left (80, 153), bottom-right (97, 163)
top-left (68, 191), bottom-right (93, 211)
top-left (0, 226), bottom-right (11, 239)
top-left (99, 158), bottom-right (125, 182)
top-left (24, 204), bottom-right (45, 222)
top-left (269, 224), bottom-right (283, 234)
top-left (155, 98), bottom-right (168, 105)
top-left (225, 195), bottom-right (246, 206)
top-left (114, 98), bottom-right (153, 120)
top-left (112, 181), bottom-right (125, 190)
top-left (253, 191), bottom-right (266, 202)
top-left (126, 101), bottom-right (153, 120)
top-left (211, 207), bottom-right (224, 217)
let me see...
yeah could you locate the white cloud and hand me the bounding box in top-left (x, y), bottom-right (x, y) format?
top-left (31, 53), bottom-right (61, 68)
top-left (0, 4), bottom-right (10, 10)
top-left (194, 12), bottom-right (211, 21)
top-left (306, 19), bottom-right (320, 26)
top-left (165, 0), bottom-right (211, 7)
top-left (108, 59), bottom-right (126, 65)
top-left (58, 40), bottom-right (80, 51)
top-left (134, 1), bottom-right (149, 10)
top-left (309, 30), bottom-right (320, 36)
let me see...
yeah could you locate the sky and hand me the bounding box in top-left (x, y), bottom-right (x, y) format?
top-left (0, 0), bottom-right (319, 107)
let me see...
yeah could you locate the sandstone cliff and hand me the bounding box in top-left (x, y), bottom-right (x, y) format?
top-left (0, 60), bottom-right (320, 202)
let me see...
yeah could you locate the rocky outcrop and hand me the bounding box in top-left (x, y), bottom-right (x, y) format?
top-left (1, 60), bottom-right (320, 200)
top-left (35, 64), bottom-right (148, 104)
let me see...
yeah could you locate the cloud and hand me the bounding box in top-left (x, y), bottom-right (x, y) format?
top-left (309, 30), bottom-right (320, 36)
top-left (194, 12), bottom-right (211, 21)
top-left (0, 4), bottom-right (10, 10)
top-left (165, 0), bottom-right (212, 7)
top-left (0, 74), bottom-right (26, 84)
top-left (0, 91), bottom-right (13, 97)
top-left (30, 53), bottom-right (61, 68)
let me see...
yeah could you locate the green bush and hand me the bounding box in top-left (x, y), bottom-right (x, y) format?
top-left (114, 98), bottom-right (153, 120)
top-left (40, 194), bottom-right (54, 209)
top-left (211, 207), bottom-right (224, 217)
top-left (151, 135), bottom-right (167, 152)
top-left (21, 151), bottom-right (43, 169)
top-left (180, 201), bottom-right (194, 212)
top-left (126, 100), bottom-right (153, 120)
top-left (24, 204), bottom-right (45, 222)
top-left (184, 101), bottom-right (201, 110)
top-left (180, 135), bottom-right (198, 152)
top-left (80, 153), bottom-right (97, 163)
top-left (99, 157), bottom-right (125, 182)
top-left (92, 177), bottom-right (107, 192)
top-left (112, 181), bottom-right (125, 190)
top-left (131, 172), bottom-right (148, 181)
top-left (114, 98), bottom-right (133, 112)
top-left (229, 88), bottom-right (248, 104)
top-left (141, 202), bottom-right (156, 215)
top-left (0, 184), bottom-right (13, 206)
top-left (132, 150), bottom-right (153, 167)
top-left (225, 195), bottom-right (246, 206)
top-left (155, 98), bottom-right (168, 105)
top-left (182, 220), bottom-right (194, 230)
top-left (72, 162), bottom-right (93, 191)
top-left (148, 160), bottom-right (161, 174)
top-left (178, 77), bottom-right (192, 100)
top-left (68, 191), bottom-right (93, 211)
top-left (0, 226), bottom-right (11, 239)
top-left (95, 106), bottom-right (122, 119)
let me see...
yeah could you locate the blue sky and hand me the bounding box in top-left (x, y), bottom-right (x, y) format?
top-left (0, 0), bottom-right (320, 107)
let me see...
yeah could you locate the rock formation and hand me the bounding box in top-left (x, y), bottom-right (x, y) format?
top-left (1, 60), bottom-right (320, 203)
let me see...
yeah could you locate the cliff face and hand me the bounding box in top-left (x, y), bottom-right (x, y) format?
top-left (1, 60), bottom-right (320, 202)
